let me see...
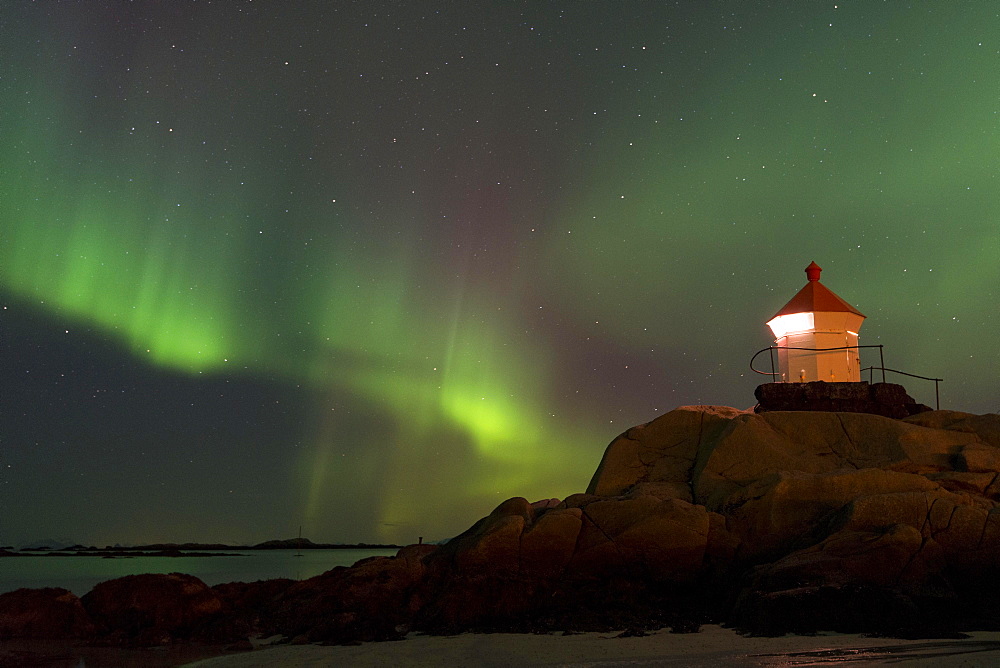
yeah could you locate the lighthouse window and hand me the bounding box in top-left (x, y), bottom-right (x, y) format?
top-left (766, 312), bottom-right (815, 339)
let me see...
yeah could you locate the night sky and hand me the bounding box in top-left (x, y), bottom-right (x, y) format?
top-left (2, 2), bottom-right (998, 548)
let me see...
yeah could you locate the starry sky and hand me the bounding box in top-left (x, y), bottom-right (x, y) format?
top-left (2, 2), bottom-right (998, 548)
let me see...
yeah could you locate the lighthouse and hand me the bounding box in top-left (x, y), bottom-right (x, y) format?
top-left (765, 262), bottom-right (865, 383)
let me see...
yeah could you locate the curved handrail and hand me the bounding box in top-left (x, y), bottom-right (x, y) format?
top-left (749, 347), bottom-right (779, 378)
top-left (749, 345), bottom-right (942, 409)
top-left (860, 366), bottom-right (943, 383)
top-left (861, 366), bottom-right (943, 410)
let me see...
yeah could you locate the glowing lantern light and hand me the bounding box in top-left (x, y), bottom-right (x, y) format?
top-left (765, 262), bottom-right (865, 382)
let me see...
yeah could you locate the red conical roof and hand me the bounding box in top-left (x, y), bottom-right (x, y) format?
top-left (769, 262), bottom-right (865, 320)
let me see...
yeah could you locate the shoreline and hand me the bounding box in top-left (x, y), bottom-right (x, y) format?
top-left (181, 625), bottom-right (1000, 667)
top-left (0, 547), bottom-right (399, 597)
top-left (7, 625), bottom-right (1000, 666)
top-left (2, 542), bottom-right (403, 555)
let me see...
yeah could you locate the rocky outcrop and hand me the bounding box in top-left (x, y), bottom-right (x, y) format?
top-left (5, 406), bottom-right (1000, 642)
top-left (261, 406), bottom-right (1000, 639)
top-left (412, 406), bottom-right (1000, 636)
top-left (586, 406), bottom-right (1000, 634)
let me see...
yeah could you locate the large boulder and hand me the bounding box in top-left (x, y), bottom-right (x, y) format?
top-left (692, 411), bottom-right (977, 510)
top-left (81, 573), bottom-right (224, 644)
top-left (268, 543), bottom-right (437, 643)
top-left (0, 587), bottom-right (95, 639)
top-left (904, 411), bottom-right (1000, 448)
top-left (211, 578), bottom-right (295, 640)
top-left (731, 524), bottom-right (959, 636)
top-left (720, 468), bottom-right (940, 560)
top-left (519, 507), bottom-right (584, 578)
top-left (587, 405), bottom-right (748, 498)
top-left (566, 496), bottom-right (715, 582)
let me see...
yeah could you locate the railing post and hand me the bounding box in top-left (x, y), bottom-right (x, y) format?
top-left (749, 346), bottom-right (941, 404)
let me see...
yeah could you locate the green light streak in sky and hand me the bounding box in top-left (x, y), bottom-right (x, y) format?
top-left (9, 1), bottom-right (999, 546)
top-left (1, 192), bottom-right (241, 373)
top-left (298, 278), bottom-right (590, 541)
top-left (2, 171), bottom-right (595, 542)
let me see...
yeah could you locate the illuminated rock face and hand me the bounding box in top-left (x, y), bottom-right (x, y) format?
top-left (766, 262), bottom-right (866, 383)
top-left (579, 406), bottom-right (1000, 633)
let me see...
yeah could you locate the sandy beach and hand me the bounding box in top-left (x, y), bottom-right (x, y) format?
top-left (183, 625), bottom-right (1000, 667)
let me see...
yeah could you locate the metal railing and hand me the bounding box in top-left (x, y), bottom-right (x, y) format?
top-left (749, 344), bottom-right (942, 409)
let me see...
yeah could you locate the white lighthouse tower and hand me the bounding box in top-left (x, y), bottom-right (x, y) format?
top-left (766, 262), bottom-right (865, 383)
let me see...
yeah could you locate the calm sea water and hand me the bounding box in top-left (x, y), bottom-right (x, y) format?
top-left (0, 548), bottom-right (398, 596)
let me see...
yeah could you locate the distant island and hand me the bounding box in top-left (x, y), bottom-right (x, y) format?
top-left (0, 537), bottom-right (402, 558)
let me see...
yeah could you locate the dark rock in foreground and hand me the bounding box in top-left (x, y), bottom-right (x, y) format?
top-left (81, 573), bottom-right (227, 645)
top-left (0, 588), bottom-right (94, 639)
top-left (3, 406), bottom-right (1000, 644)
top-left (265, 545), bottom-right (436, 643)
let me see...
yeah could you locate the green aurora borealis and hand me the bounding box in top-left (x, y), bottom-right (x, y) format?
top-left (2, 2), bottom-right (998, 547)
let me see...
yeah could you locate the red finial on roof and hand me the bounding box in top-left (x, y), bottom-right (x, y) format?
top-left (805, 261), bottom-right (822, 282)
top-left (768, 261), bottom-right (864, 320)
